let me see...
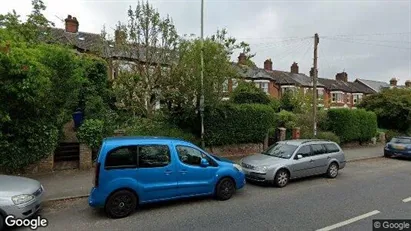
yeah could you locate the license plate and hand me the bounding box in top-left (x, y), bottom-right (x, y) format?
top-left (394, 145), bottom-right (405, 150)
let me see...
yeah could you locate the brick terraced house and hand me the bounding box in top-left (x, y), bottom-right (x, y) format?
top-left (224, 53), bottom-right (409, 109)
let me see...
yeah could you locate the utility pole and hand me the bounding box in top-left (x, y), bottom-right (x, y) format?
top-left (200, 0), bottom-right (205, 148)
top-left (313, 33), bottom-right (319, 137)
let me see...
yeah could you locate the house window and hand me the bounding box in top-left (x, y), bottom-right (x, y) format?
top-left (281, 85), bottom-right (296, 96)
top-left (260, 82), bottom-right (269, 94)
top-left (232, 79), bottom-right (238, 90)
top-left (353, 93), bottom-right (363, 104)
top-left (346, 93), bottom-right (351, 104)
top-left (317, 89), bottom-right (324, 100)
top-left (331, 92), bottom-right (343, 103)
top-left (222, 79), bottom-right (228, 92)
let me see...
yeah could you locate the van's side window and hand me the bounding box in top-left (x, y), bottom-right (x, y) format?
top-left (324, 143), bottom-right (340, 153)
top-left (138, 145), bottom-right (170, 168)
top-left (105, 146), bottom-right (137, 169)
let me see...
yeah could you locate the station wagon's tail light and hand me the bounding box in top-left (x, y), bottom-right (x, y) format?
top-left (94, 162), bottom-right (101, 187)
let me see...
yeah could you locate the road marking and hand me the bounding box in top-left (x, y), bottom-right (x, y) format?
top-left (403, 197), bottom-right (411, 203)
top-left (316, 210), bottom-right (380, 231)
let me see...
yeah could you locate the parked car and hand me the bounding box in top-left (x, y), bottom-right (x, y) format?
top-left (88, 136), bottom-right (246, 219)
top-left (384, 136), bottom-right (411, 159)
top-left (0, 175), bottom-right (44, 230)
top-left (240, 139), bottom-right (346, 187)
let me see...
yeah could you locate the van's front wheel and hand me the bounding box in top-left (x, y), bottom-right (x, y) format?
top-left (105, 190), bottom-right (137, 219)
top-left (215, 178), bottom-right (235, 201)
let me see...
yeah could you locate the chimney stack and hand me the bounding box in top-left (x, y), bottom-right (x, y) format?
top-left (390, 78), bottom-right (397, 86)
top-left (291, 62), bottom-right (299, 74)
top-left (238, 53), bottom-right (246, 65)
top-left (264, 59), bottom-right (273, 71)
top-left (335, 72), bottom-right (348, 82)
top-left (65, 15), bottom-right (79, 33)
top-left (309, 67), bottom-right (318, 78)
top-left (405, 80), bottom-right (411, 88)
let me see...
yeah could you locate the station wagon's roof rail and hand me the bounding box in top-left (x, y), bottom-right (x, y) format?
top-left (300, 139), bottom-right (329, 144)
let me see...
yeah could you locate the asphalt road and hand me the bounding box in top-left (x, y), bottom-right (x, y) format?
top-left (11, 157), bottom-right (411, 231)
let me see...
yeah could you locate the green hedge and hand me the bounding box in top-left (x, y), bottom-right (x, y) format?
top-left (327, 109), bottom-right (377, 143)
top-left (205, 103), bottom-right (276, 146)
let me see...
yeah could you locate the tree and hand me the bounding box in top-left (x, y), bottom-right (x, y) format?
top-left (230, 81), bottom-right (271, 104)
top-left (358, 88), bottom-right (411, 133)
top-left (0, 0), bottom-right (54, 45)
top-left (107, 1), bottom-right (179, 118)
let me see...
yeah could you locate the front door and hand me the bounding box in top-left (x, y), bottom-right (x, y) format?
top-left (174, 145), bottom-right (217, 196)
top-left (136, 144), bottom-right (179, 202)
top-left (290, 145), bottom-right (316, 178)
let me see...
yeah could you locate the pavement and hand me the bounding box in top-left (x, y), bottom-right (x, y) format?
top-left (14, 156), bottom-right (411, 231)
top-left (26, 145), bottom-right (384, 202)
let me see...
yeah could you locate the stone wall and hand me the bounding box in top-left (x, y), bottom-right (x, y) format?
top-left (79, 143), bottom-right (92, 170)
top-left (205, 143), bottom-right (264, 159)
top-left (25, 153), bottom-right (54, 174)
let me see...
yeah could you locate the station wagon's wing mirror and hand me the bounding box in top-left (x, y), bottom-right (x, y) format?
top-left (295, 154), bottom-right (303, 160)
top-left (200, 158), bottom-right (210, 167)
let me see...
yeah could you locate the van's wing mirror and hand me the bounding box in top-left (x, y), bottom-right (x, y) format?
top-left (200, 158), bottom-right (210, 167)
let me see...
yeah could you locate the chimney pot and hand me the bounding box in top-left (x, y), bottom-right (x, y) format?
top-left (291, 62), bottom-right (299, 74)
top-left (65, 15), bottom-right (79, 33)
top-left (335, 72), bottom-right (348, 82)
top-left (390, 78), bottom-right (397, 86)
top-left (264, 59), bottom-right (273, 71)
top-left (238, 53), bottom-right (246, 65)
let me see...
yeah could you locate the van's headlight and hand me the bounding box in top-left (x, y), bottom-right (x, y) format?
top-left (233, 164), bottom-right (243, 172)
top-left (12, 194), bottom-right (35, 205)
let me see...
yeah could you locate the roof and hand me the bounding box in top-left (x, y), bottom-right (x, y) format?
top-left (44, 27), bottom-right (173, 65)
top-left (354, 79), bottom-right (390, 93)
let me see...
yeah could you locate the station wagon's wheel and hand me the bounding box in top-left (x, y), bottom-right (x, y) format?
top-left (215, 178), bottom-right (236, 201)
top-left (274, 169), bottom-right (290, 188)
top-left (105, 190), bottom-right (137, 219)
top-left (326, 162), bottom-right (339, 178)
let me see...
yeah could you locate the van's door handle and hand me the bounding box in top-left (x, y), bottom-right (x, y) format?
top-left (179, 170), bottom-right (188, 174)
top-left (164, 170), bottom-right (173, 175)
top-left (309, 159), bottom-right (314, 163)
top-left (327, 156), bottom-right (331, 159)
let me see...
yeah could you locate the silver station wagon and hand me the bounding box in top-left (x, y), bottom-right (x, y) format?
top-left (240, 139), bottom-right (346, 187)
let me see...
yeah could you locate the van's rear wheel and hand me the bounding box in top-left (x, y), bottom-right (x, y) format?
top-left (215, 178), bottom-right (235, 201)
top-left (105, 190), bottom-right (137, 219)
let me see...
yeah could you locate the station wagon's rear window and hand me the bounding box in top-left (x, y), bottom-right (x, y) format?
top-left (324, 143), bottom-right (340, 153)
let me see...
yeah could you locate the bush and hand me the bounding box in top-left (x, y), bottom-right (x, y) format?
top-left (385, 130), bottom-right (405, 143)
top-left (77, 119), bottom-right (105, 150)
top-left (296, 109), bottom-right (328, 137)
top-left (230, 81), bottom-right (271, 104)
top-left (326, 109), bottom-right (377, 143)
top-left (269, 99), bottom-right (281, 112)
top-left (277, 110), bottom-right (297, 129)
top-left (301, 131), bottom-right (341, 144)
top-left (124, 117), bottom-right (198, 145)
top-left (205, 103), bottom-right (276, 146)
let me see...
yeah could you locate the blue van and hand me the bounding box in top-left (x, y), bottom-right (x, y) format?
top-left (88, 136), bottom-right (246, 218)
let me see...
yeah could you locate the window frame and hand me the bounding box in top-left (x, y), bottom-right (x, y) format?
top-left (310, 144), bottom-right (327, 156)
top-left (331, 92), bottom-right (343, 103)
top-left (175, 145), bottom-right (218, 167)
top-left (323, 143), bottom-right (340, 153)
top-left (137, 144), bottom-right (172, 169)
top-left (294, 145), bottom-right (312, 159)
top-left (104, 145), bottom-right (138, 170)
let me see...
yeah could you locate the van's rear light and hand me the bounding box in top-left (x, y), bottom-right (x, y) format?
top-left (94, 163), bottom-right (101, 187)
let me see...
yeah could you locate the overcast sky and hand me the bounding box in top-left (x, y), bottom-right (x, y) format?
top-left (2, 0), bottom-right (411, 84)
